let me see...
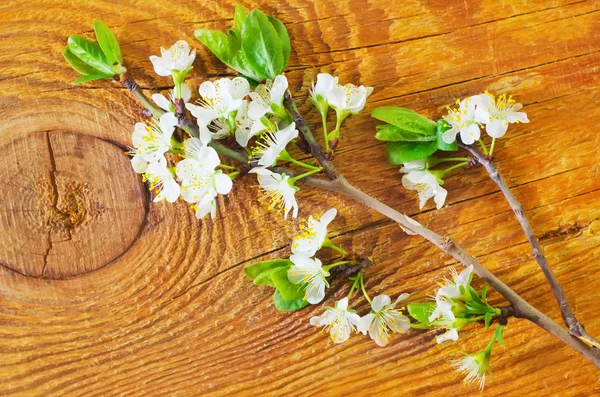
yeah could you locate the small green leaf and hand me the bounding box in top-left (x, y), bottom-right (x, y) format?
top-left (63, 46), bottom-right (101, 76)
top-left (494, 325), bottom-right (505, 345)
top-left (273, 290), bottom-right (309, 312)
top-left (372, 107), bottom-right (437, 136)
top-left (234, 5), bottom-right (246, 33)
top-left (194, 29), bottom-right (231, 62)
top-left (268, 15), bottom-right (291, 69)
top-left (385, 141), bottom-right (438, 164)
top-left (72, 73), bottom-right (113, 85)
top-left (481, 286), bottom-right (489, 303)
top-left (375, 124), bottom-right (437, 142)
top-left (436, 119), bottom-right (458, 151)
top-left (67, 35), bottom-right (115, 76)
top-left (93, 19), bottom-right (123, 66)
top-left (484, 312), bottom-right (493, 329)
top-left (271, 267), bottom-right (304, 301)
top-left (407, 302), bottom-right (435, 324)
top-left (241, 9), bottom-right (283, 79)
top-left (243, 259), bottom-right (292, 281)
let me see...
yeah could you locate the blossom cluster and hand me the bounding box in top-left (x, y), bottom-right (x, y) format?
top-left (129, 41), bottom-right (374, 221)
top-left (394, 92), bottom-right (529, 210)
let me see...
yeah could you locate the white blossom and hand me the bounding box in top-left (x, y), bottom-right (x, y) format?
top-left (310, 297), bottom-right (361, 344)
top-left (400, 169), bottom-right (447, 210)
top-left (251, 123), bottom-right (299, 167)
top-left (248, 75), bottom-right (288, 122)
top-left (288, 255), bottom-right (329, 304)
top-left (474, 92), bottom-right (529, 138)
top-left (130, 112), bottom-right (178, 173)
top-left (441, 97), bottom-right (481, 145)
top-left (151, 83), bottom-right (192, 113)
top-left (234, 100), bottom-right (259, 147)
top-left (149, 40), bottom-right (196, 77)
top-left (328, 82), bottom-right (373, 115)
top-left (437, 265), bottom-right (474, 299)
top-left (249, 167), bottom-right (299, 219)
top-left (310, 73), bottom-right (338, 114)
top-left (358, 294), bottom-right (411, 347)
top-left (143, 157), bottom-right (180, 203)
top-left (291, 208), bottom-right (337, 257)
top-left (454, 350), bottom-right (491, 391)
top-left (186, 77), bottom-right (249, 143)
top-left (176, 144), bottom-right (232, 219)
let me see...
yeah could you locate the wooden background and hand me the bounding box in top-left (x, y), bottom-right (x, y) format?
top-left (1, 0), bottom-right (599, 395)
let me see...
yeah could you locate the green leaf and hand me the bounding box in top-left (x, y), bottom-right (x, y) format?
top-left (481, 286), bottom-right (489, 303)
top-left (63, 46), bottom-right (101, 76)
top-left (273, 290), bottom-right (309, 312)
top-left (194, 29), bottom-right (231, 62)
top-left (494, 325), bottom-right (505, 345)
top-left (72, 73), bottom-right (113, 85)
top-left (67, 35), bottom-right (115, 76)
top-left (484, 312), bottom-right (493, 329)
top-left (385, 141), bottom-right (438, 164)
top-left (271, 267), bottom-right (304, 301)
top-left (244, 258), bottom-right (292, 279)
top-left (234, 5), bottom-right (246, 33)
top-left (241, 9), bottom-right (283, 79)
top-left (93, 19), bottom-right (123, 66)
top-left (375, 124), bottom-right (437, 142)
top-left (436, 119), bottom-right (458, 151)
top-left (407, 302), bottom-right (435, 324)
top-left (268, 16), bottom-right (291, 69)
top-left (372, 107), bottom-right (437, 136)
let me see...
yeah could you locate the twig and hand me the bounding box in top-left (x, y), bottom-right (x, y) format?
top-left (121, 76), bottom-right (600, 368)
top-left (122, 74), bottom-right (249, 167)
top-left (460, 143), bottom-right (600, 348)
top-left (283, 91), bottom-right (338, 180)
top-left (301, 175), bottom-right (600, 367)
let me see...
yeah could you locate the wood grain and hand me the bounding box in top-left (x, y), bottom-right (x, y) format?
top-left (0, 0), bottom-right (599, 395)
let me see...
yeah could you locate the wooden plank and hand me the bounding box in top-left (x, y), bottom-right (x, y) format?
top-left (0, 0), bottom-right (599, 395)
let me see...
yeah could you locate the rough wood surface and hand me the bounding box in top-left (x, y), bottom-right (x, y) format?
top-left (1, 0), bottom-right (599, 395)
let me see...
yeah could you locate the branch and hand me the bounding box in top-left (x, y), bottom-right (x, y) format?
top-left (120, 76), bottom-right (600, 368)
top-left (302, 175), bottom-right (600, 368)
top-left (460, 143), bottom-right (600, 347)
top-left (283, 91), bottom-right (338, 180)
top-left (122, 74), bottom-right (249, 168)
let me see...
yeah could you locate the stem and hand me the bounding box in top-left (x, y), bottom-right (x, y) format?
top-left (489, 138), bottom-right (496, 157)
top-left (460, 143), bottom-right (600, 347)
top-left (218, 164), bottom-right (236, 170)
top-left (283, 91), bottom-right (338, 180)
top-left (289, 167), bottom-right (323, 183)
top-left (279, 151), bottom-right (320, 170)
top-left (439, 161), bottom-right (469, 177)
top-left (479, 139), bottom-right (489, 156)
top-left (323, 260), bottom-right (351, 272)
top-left (322, 237), bottom-right (349, 256)
top-left (301, 174), bottom-right (600, 368)
top-left (359, 274), bottom-right (372, 304)
top-left (322, 115), bottom-right (330, 152)
top-left (228, 171), bottom-right (240, 180)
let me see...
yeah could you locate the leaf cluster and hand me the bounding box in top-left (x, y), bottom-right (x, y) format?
top-left (372, 107), bottom-right (458, 164)
top-left (244, 259), bottom-right (309, 312)
top-left (63, 20), bottom-right (126, 85)
top-left (195, 5), bottom-right (291, 84)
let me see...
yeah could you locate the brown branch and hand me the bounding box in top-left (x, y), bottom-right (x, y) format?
top-left (460, 143), bottom-right (600, 348)
top-left (283, 91), bottom-right (338, 180)
top-left (121, 76), bottom-right (600, 369)
top-left (302, 175), bottom-right (600, 368)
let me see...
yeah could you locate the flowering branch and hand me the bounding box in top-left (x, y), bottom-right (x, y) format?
top-left (299, 174), bottom-right (600, 368)
top-left (459, 142), bottom-right (600, 347)
top-left (277, 90), bottom-right (600, 366)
